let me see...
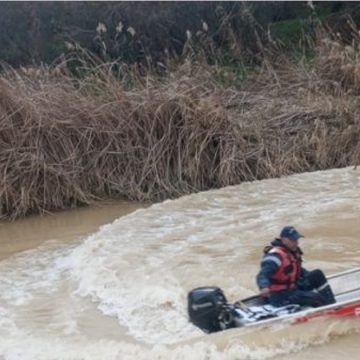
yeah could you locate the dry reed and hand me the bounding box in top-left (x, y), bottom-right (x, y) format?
top-left (0, 29), bottom-right (359, 219)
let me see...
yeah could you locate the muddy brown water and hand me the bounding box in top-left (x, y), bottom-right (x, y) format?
top-left (0, 201), bottom-right (143, 260)
top-left (0, 167), bottom-right (359, 359)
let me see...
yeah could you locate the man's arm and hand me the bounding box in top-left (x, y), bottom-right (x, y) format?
top-left (256, 253), bottom-right (281, 293)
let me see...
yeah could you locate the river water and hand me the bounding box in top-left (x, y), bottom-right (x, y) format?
top-left (0, 167), bottom-right (359, 359)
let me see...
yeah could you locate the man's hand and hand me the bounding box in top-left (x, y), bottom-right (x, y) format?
top-left (260, 287), bottom-right (270, 297)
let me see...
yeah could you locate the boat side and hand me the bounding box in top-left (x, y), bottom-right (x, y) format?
top-left (241, 297), bottom-right (360, 329)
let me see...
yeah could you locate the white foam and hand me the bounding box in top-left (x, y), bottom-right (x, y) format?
top-left (1, 319), bottom-right (360, 360)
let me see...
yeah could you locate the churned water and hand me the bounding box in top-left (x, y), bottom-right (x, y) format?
top-left (0, 167), bottom-right (359, 359)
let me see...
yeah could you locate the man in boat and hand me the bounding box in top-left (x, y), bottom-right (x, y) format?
top-left (256, 226), bottom-right (336, 308)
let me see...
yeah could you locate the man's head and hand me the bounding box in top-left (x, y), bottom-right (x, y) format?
top-left (279, 226), bottom-right (304, 251)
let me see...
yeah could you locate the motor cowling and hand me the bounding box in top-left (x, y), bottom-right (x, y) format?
top-left (188, 287), bottom-right (233, 333)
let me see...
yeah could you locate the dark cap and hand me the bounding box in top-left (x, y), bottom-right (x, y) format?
top-left (280, 226), bottom-right (304, 241)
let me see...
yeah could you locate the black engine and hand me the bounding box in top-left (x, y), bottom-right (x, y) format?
top-left (187, 287), bottom-right (237, 333)
top-left (188, 286), bottom-right (303, 333)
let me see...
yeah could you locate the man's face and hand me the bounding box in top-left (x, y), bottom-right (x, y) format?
top-left (281, 237), bottom-right (298, 251)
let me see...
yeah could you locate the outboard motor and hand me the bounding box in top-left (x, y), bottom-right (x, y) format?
top-left (188, 287), bottom-right (303, 333)
top-left (188, 287), bottom-right (236, 333)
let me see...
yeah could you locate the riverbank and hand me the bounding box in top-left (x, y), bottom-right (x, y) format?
top-left (0, 23), bottom-right (359, 219)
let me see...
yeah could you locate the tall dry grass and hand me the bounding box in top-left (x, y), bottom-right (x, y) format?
top-left (0, 28), bottom-right (359, 219)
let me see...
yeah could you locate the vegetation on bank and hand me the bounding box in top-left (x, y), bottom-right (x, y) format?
top-left (1, 2), bottom-right (359, 68)
top-left (0, 3), bottom-right (359, 219)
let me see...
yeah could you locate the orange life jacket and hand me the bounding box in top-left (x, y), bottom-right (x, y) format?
top-left (268, 246), bottom-right (302, 293)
